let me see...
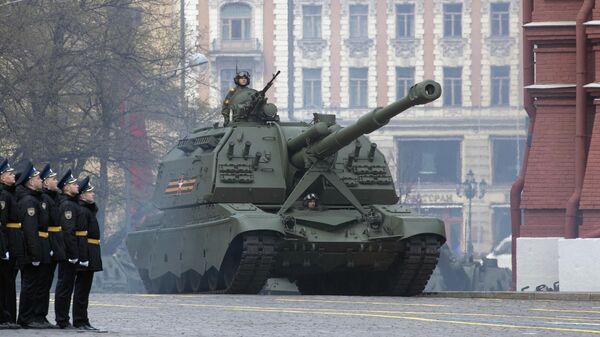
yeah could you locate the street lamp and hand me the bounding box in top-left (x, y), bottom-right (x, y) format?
top-left (456, 169), bottom-right (487, 263)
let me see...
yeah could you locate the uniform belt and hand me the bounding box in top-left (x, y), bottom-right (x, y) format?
top-left (6, 223), bottom-right (21, 229)
top-left (87, 238), bottom-right (100, 245)
top-left (38, 231), bottom-right (49, 238)
top-left (75, 231), bottom-right (88, 237)
top-left (48, 226), bottom-right (62, 232)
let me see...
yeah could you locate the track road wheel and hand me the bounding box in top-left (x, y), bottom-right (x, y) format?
top-left (385, 235), bottom-right (443, 296)
top-left (205, 268), bottom-right (219, 291)
top-left (175, 276), bottom-right (184, 293)
top-left (296, 276), bottom-right (321, 295)
top-left (183, 270), bottom-right (202, 293)
top-left (217, 231), bottom-right (278, 294)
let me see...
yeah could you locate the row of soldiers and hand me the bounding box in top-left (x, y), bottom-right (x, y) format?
top-left (0, 158), bottom-right (102, 330)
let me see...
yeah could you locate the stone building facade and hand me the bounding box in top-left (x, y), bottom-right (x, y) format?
top-left (195, 0), bottom-right (526, 257)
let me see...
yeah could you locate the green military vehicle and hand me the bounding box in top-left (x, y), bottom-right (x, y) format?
top-left (126, 80), bottom-right (446, 296)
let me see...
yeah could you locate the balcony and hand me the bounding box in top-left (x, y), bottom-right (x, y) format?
top-left (210, 38), bottom-right (263, 61)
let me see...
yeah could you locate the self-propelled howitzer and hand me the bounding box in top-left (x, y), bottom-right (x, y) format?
top-left (126, 80), bottom-right (446, 296)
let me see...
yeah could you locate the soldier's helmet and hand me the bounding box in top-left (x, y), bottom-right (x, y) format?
top-left (234, 71), bottom-right (251, 86)
top-left (303, 193), bottom-right (319, 208)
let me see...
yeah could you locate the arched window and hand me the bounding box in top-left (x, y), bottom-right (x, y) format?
top-left (221, 3), bottom-right (252, 40)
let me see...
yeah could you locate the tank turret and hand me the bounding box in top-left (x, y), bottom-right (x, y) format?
top-left (290, 80), bottom-right (441, 169)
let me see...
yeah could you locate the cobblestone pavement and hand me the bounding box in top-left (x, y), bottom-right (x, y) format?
top-left (4, 294), bottom-right (600, 336)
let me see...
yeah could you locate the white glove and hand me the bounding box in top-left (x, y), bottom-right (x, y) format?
top-left (32, 261), bottom-right (40, 266)
top-left (68, 258), bottom-right (78, 264)
top-left (79, 260), bottom-right (89, 267)
top-left (50, 250), bottom-right (54, 257)
top-left (1, 252), bottom-right (8, 260)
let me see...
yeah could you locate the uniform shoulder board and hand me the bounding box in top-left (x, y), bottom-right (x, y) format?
top-left (229, 87), bottom-right (236, 92)
top-left (64, 210), bottom-right (72, 220)
top-left (27, 207), bottom-right (35, 216)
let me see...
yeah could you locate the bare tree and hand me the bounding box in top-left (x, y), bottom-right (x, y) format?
top-left (0, 0), bottom-right (212, 252)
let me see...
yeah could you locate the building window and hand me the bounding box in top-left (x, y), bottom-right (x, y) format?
top-left (491, 66), bottom-right (510, 106)
top-left (491, 2), bottom-right (510, 37)
top-left (220, 68), bottom-right (252, 99)
top-left (303, 68), bottom-right (322, 108)
top-left (396, 67), bottom-right (415, 99)
top-left (397, 139), bottom-right (461, 184)
top-left (349, 67), bottom-right (368, 108)
top-left (443, 67), bottom-right (462, 106)
top-left (349, 4), bottom-right (368, 39)
top-left (221, 3), bottom-right (252, 40)
top-left (491, 137), bottom-right (525, 184)
top-left (395, 4), bottom-right (414, 38)
top-left (443, 3), bottom-right (462, 37)
top-left (303, 5), bottom-right (322, 39)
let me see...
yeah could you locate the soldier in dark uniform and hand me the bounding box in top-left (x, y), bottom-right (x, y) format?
top-left (74, 177), bottom-right (102, 331)
top-left (54, 169), bottom-right (80, 329)
top-left (221, 71), bottom-right (259, 125)
top-left (0, 158), bottom-right (22, 329)
top-left (14, 161), bottom-right (50, 329)
top-left (35, 164), bottom-right (64, 328)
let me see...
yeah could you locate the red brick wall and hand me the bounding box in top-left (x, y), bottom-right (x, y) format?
top-left (532, 0), bottom-right (584, 22)
top-left (198, 0), bottom-right (210, 103)
top-left (534, 47), bottom-right (577, 84)
top-left (521, 209), bottom-right (566, 237)
top-left (520, 0), bottom-right (600, 238)
top-left (593, 0), bottom-right (600, 19)
top-left (521, 98), bottom-right (576, 209)
top-left (580, 103), bottom-right (600, 209)
top-left (581, 210), bottom-right (600, 236)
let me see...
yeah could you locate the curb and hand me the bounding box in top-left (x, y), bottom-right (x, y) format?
top-left (421, 291), bottom-right (600, 301)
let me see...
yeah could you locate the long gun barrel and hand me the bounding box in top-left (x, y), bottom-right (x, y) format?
top-left (287, 121), bottom-right (332, 153)
top-left (290, 80), bottom-right (441, 168)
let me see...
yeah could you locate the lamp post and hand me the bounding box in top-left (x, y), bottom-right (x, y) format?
top-left (456, 169), bottom-right (487, 263)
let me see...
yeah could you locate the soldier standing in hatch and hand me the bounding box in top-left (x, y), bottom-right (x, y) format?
top-left (14, 161), bottom-right (50, 329)
top-left (73, 176), bottom-right (102, 331)
top-left (54, 169), bottom-right (81, 329)
top-left (36, 164), bottom-right (64, 328)
top-left (0, 158), bottom-right (21, 329)
top-left (221, 71), bottom-right (258, 125)
top-left (303, 193), bottom-right (320, 210)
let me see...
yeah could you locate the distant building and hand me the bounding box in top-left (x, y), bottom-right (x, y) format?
top-left (195, 0), bottom-right (526, 257)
